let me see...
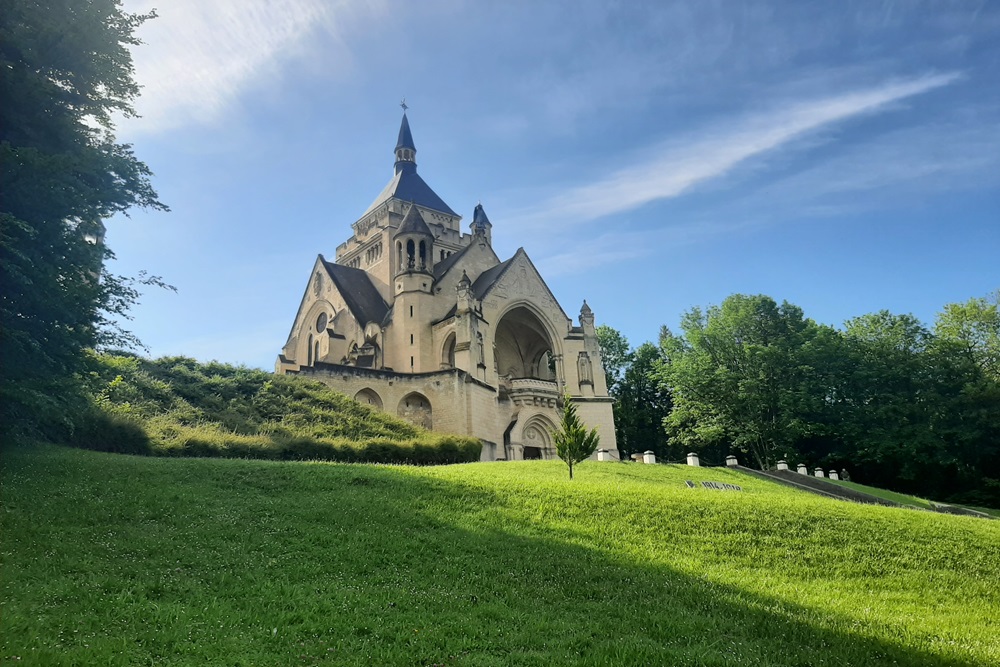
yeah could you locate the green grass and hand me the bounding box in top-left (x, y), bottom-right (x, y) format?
top-left (3, 444), bottom-right (999, 666)
top-left (823, 478), bottom-right (936, 509)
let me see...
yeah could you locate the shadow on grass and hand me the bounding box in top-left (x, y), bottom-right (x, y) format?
top-left (1, 445), bottom-right (989, 666)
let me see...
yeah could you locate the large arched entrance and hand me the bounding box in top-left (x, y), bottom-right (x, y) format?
top-left (494, 306), bottom-right (557, 381)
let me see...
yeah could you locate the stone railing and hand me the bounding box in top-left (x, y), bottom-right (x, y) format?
top-left (508, 378), bottom-right (560, 408)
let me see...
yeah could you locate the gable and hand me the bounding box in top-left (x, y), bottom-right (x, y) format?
top-left (434, 238), bottom-right (502, 294)
top-left (477, 249), bottom-right (569, 323)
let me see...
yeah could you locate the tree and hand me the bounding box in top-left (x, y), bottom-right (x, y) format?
top-left (614, 342), bottom-right (672, 460)
top-left (0, 0), bottom-right (167, 435)
top-left (595, 324), bottom-right (630, 394)
top-left (658, 295), bottom-right (818, 469)
top-left (553, 396), bottom-right (600, 479)
top-left (934, 294), bottom-right (1000, 381)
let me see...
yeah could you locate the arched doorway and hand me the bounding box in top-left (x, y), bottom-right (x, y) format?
top-left (521, 415), bottom-right (556, 460)
top-left (441, 332), bottom-right (456, 369)
top-left (397, 392), bottom-right (432, 430)
top-left (494, 306), bottom-right (557, 380)
top-left (354, 388), bottom-right (383, 410)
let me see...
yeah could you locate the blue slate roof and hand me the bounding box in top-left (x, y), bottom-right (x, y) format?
top-left (472, 203), bottom-right (492, 228)
top-left (361, 168), bottom-right (457, 218)
top-left (396, 113), bottom-right (415, 151)
top-left (320, 257), bottom-right (389, 327)
top-left (362, 114), bottom-right (457, 218)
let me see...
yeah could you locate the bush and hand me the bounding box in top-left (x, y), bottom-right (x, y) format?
top-left (72, 410), bottom-right (152, 455)
top-left (70, 353), bottom-right (483, 465)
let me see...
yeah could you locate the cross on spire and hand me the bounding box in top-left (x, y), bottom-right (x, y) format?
top-left (400, 98), bottom-right (408, 112)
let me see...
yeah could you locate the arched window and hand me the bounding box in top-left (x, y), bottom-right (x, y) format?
top-left (307, 333), bottom-right (314, 365)
top-left (406, 239), bottom-right (415, 269)
top-left (418, 240), bottom-right (427, 270)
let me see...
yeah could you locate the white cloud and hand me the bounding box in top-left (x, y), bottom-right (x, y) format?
top-left (514, 72), bottom-right (962, 229)
top-left (122, 0), bottom-right (385, 134)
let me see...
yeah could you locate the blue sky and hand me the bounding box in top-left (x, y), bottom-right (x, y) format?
top-left (110, 0), bottom-right (999, 368)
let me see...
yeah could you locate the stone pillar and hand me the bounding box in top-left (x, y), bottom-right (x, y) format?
top-left (814, 467), bottom-right (825, 478)
top-left (597, 449), bottom-right (611, 462)
top-left (777, 460), bottom-right (789, 471)
top-left (686, 452), bottom-right (700, 467)
top-left (829, 470), bottom-right (840, 480)
top-left (797, 463), bottom-right (808, 475)
top-left (725, 455), bottom-right (738, 467)
top-left (643, 450), bottom-right (656, 465)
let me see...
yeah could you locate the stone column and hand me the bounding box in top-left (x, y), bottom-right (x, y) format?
top-left (686, 452), bottom-right (700, 467)
top-left (814, 467), bottom-right (825, 478)
top-left (725, 455), bottom-right (738, 467)
top-left (777, 460), bottom-right (789, 471)
top-left (643, 450), bottom-right (656, 464)
top-left (797, 463), bottom-right (808, 475)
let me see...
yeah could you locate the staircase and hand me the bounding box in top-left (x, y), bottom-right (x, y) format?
top-left (731, 466), bottom-right (902, 507)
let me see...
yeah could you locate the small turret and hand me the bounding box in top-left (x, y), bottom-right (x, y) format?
top-left (471, 202), bottom-right (493, 245)
top-left (580, 300), bottom-right (594, 328)
top-left (394, 203), bottom-right (434, 275)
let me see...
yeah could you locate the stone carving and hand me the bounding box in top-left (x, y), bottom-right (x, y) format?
top-left (476, 332), bottom-right (485, 366)
top-left (577, 351), bottom-right (593, 385)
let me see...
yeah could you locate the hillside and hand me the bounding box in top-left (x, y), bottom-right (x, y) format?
top-left (2, 445), bottom-right (998, 666)
top-left (73, 353), bottom-right (479, 464)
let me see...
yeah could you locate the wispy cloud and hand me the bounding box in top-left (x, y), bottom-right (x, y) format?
top-left (122, 0), bottom-right (384, 134)
top-left (513, 72), bottom-right (962, 229)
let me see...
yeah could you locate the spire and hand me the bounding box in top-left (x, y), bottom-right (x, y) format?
top-left (396, 113), bottom-right (415, 152)
top-left (394, 107), bottom-right (417, 174)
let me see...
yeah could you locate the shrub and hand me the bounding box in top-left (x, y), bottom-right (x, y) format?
top-left (72, 410), bottom-right (152, 455)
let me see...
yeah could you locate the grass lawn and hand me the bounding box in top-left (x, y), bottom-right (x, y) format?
top-left (2, 444), bottom-right (999, 666)
top-left (822, 478), bottom-right (936, 509)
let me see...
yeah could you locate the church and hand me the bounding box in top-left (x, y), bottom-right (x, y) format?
top-left (276, 111), bottom-right (619, 461)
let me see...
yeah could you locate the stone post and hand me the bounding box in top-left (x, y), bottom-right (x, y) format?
top-left (829, 470), bottom-right (839, 480)
top-left (814, 467), bottom-right (825, 478)
top-left (686, 452), bottom-right (700, 467)
top-left (776, 460), bottom-right (789, 471)
top-left (725, 455), bottom-right (738, 467)
top-left (797, 463), bottom-right (808, 475)
top-left (643, 450), bottom-right (656, 465)
top-left (597, 449), bottom-right (611, 462)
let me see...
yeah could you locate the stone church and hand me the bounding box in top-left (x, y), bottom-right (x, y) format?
top-left (276, 111), bottom-right (618, 461)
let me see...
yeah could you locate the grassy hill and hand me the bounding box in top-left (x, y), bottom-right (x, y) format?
top-left (2, 445), bottom-right (998, 666)
top-left (72, 353), bottom-right (479, 464)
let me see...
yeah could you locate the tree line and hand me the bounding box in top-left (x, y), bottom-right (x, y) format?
top-left (598, 293), bottom-right (1000, 508)
top-left (1, 1), bottom-right (168, 438)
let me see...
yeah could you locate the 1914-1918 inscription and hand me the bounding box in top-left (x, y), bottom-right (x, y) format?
top-left (686, 480), bottom-right (742, 491)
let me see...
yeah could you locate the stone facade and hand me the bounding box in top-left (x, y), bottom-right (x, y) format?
top-left (276, 112), bottom-right (619, 461)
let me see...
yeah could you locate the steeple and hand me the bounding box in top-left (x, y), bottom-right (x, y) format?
top-left (394, 107), bottom-right (417, 175)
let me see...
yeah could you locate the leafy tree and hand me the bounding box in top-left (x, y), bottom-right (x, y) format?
top-left (934, 294), bottom-right (1000, 381)
top-left (553, 396), bottom-right (599, 479)
top-left (595, 324), bottom-right (630, 393)
top-left (0, 0), bottom-right (167, 435)
top-left (615, 342), bottom-right (672, 460)
top-left (658, 294), bottom-right (818, 469)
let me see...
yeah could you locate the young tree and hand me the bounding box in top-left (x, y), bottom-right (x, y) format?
top-left (553, 396), bottom-right (599, 479)
top-left (1, 0), bottom-right (167, 435)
